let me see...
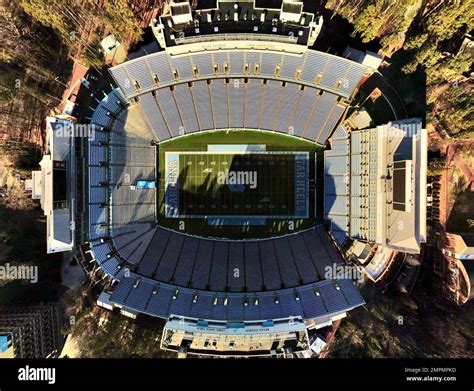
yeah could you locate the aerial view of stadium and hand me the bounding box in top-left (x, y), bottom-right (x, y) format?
top-left (0, 0), bottom-right (472, 387)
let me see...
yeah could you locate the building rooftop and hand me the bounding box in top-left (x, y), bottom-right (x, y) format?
top-left (152, 0), bottom-right (322, 48)
top-left (30, 116), bottom-right (75, 253)
top-left (325, 119), bottom-right (427, 254)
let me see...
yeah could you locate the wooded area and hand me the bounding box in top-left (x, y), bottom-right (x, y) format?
top-left (1, 3), bottom-right (68, 153)
top-left (326, 0), bottom-right (473, 139)
top-left (1, 0), bottom-right (145, 162)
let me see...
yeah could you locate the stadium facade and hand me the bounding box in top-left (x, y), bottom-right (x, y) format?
top-left (29, 116), bottom-right (77, 254)
top-left (0, 304), bottom-right (61, 358)
top-left (30, 0), bottom-right (427, 357)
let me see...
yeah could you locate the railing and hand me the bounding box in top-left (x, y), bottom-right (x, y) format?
top-left (174, 33), bottom-right (299, 45)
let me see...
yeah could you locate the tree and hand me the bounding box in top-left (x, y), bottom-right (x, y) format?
top-left (437, 83), bottom-right (474, 137)
top-left (353, 3), bottom-right (386, 43)
top-left (0, 3), bottom-right (70, 153)
top-left (401, 0), bottom-right (474, 84)
top-left (326, 0), bottom-right (422, 54)
top-left (18, 0), bottom-right (143, 66)
top-left (428, 158), bottom-right (446, 176)
top-left (430, 52), bottom-right (472, 84)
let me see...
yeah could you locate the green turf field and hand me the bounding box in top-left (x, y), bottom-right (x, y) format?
top-left (157, 130), bottom-right (323, 238)
top-left (165, 151), bottom-right (308, 218)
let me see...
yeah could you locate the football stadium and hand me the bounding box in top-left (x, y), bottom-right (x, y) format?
top-left (29, 0), bottom-right (427, 357)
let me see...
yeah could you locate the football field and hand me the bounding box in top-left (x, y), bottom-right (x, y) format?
top-left (165, 151), bottom-right (309, 218)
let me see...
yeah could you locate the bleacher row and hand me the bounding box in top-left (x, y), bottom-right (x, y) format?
top-left (90, 225), bottom-right (345, 293)
top-left (324, 125), bottom-right (350, 245)
top-left (109, 48), bottom-right (369, 100)
top-left (134, 226), bottom-right (343, 292)
top-left (89, 89), bottom-right (127, 128)
top-left (141, 78), bottom-right (346, 144)
top-left (88, 90), bottom-right (158, 242)
top-left (91, 82), bottom-right (347, 146)
top-left (108, 272), bottom-right (365, 323)
top-left (88, 96), bottom-right (115, 241)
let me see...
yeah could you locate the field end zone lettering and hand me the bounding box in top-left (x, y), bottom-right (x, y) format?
top-left (294, 153), bottom-right (309, 217)
top-left (165, 153), bottom-right (180, 217)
